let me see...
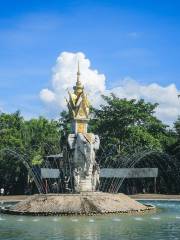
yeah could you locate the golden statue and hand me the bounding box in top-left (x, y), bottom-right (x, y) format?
top-left (67, 62), bottom-right (90, 134)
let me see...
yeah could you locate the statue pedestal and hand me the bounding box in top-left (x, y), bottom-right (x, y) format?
top-left (79, 178), bottom-right (92, 192)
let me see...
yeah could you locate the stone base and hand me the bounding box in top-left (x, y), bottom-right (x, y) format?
top-left (1, 192), bottom-right (155, 216)
top-left (79, 178), bottom-right (92, 192)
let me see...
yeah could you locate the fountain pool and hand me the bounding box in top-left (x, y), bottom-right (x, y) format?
top-left (0, 200), bottom-right (180, 240)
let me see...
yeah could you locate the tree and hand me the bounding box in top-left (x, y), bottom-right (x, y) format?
top-left (0, 111), bottom-right (26, 194)
top-left (0, 112), bottom-right (61, 194)
top-left (58, 110), bottom-right (71, 148)
top-left (175, 117), bottom-right (180, 136)
top-left (91, 94), bottom-right (168, 155)
top-left (23, 117), bottom-right (61, 157)
top-left (88, 94), bottom-right (180, 194)
top-left (166, 117), bottom-right (180, 162)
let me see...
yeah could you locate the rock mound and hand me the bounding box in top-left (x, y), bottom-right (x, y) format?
top-left (2, 192), bottom-right (155, 215)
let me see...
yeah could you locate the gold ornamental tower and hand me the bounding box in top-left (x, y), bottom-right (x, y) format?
top-left (67, 63), bottom-right (90, 134)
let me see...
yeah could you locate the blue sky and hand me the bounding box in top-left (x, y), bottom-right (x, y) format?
top-left (0, 0), bottom-right (179, 122)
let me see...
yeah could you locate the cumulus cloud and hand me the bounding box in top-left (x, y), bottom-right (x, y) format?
top-left (108, 78), bottom-right (180, 125)
top-left (40, 89), bottom-right (55, 103)
top-left (40, 52), bottom-right (180, 125)
top-left (40, 51), bottom-right (106, 109)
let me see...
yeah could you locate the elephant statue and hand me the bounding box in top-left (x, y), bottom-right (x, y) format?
top-left (68, 133), bottom-right (100, 192)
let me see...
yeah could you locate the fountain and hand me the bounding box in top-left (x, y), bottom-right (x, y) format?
top-left (1, 64), bottom-right (155, 216)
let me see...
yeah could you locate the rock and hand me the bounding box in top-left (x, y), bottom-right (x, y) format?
top-left (2, 192), bottom-right (155, 216)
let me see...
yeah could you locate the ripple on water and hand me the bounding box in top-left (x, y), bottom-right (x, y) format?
top-left (71, 218), bottom-right (78, 222)
top-left (134, 217), bottom-right (143, 221)
top-left (151, 217), bottom-right (161, 220)
top-left (52, 218), bottom-right (58, 222)
top-left (17, 218), bottom-right (24, 222)
top-left (0, 217), bottom-right (6, 221)
top-left (175, 216), bottom-right (180, 219)
top-left (88, 219), bottom-right (95, 223)
top-left (32, 219), bottom-right (40, 222)
top-left (112, 218), bottom-right (121, 222)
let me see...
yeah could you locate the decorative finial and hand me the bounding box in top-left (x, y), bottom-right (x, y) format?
top-left (73, 60), bottom-right (83, 95)
top-left (77, 60), bottom-right (80, 83)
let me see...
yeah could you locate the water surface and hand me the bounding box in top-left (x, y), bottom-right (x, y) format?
top-left (0, 200), bottom-right (180, 240)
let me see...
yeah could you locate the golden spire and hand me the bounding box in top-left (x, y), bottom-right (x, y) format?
top-left (77, 60), bottom-right (80, 83)
top-left (74, 60), bottom-right (83, 95)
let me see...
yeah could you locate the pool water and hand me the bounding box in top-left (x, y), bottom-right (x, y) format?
top-left (0, 200), bottom-right (180, 240)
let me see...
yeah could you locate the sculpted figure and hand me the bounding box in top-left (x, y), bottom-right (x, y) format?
top-left (73, 167), bottom-right (81, 192)
top-left (68, 133), bottom-right (100, 192)
top-left (67, 63), bottom-right (100, 192)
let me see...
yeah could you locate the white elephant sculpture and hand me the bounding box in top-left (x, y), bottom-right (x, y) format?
top-left (68, 133), bottom-right (100, 192)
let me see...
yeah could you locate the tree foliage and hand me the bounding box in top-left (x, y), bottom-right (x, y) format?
top-left (0, 94), bottom-right (179, 194)
top-left (91, 94), bottom-right (168, 154)
top-left (0, 112), bottom-right (60, 194)
top-left (89, 94), bottom-right (180, 194)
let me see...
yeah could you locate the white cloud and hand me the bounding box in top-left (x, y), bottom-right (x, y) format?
top-left (40, 51), bottom-right (106, 109)
top-left (40, 89), bottom-right (56, 103)
top-left (40, 52), bottom-right (180, 125)
top-left (108, 78), bottom-right (180, 125)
